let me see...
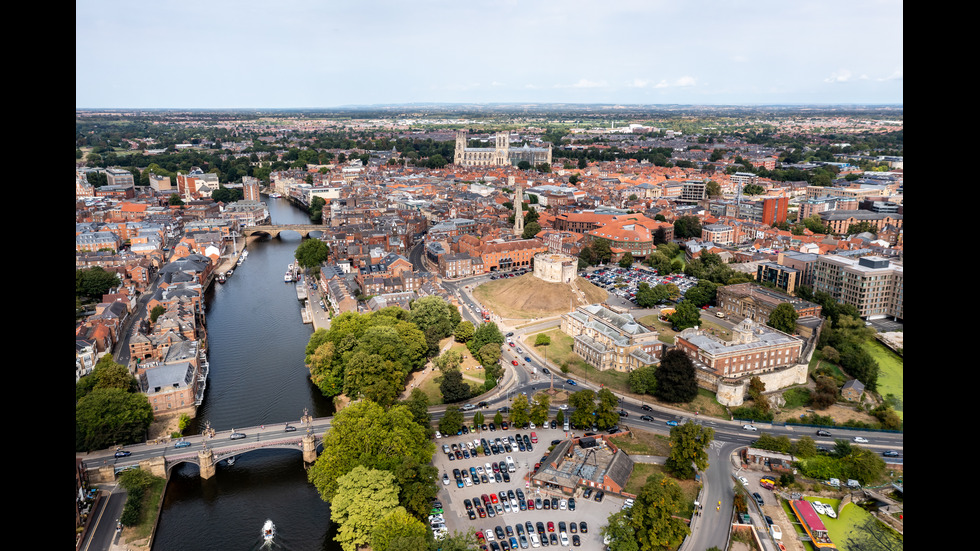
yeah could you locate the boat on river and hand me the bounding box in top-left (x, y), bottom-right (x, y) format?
top-left (262, 519), bottom-right (275, 542)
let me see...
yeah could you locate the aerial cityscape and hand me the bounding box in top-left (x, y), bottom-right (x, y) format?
top-left (76, 2), bottom-right (903, 551)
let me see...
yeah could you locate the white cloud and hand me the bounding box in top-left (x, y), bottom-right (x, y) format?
top-left (878, 69), bottom-right (903, 81)
top-left (825, 70), bottom-right (853, 83)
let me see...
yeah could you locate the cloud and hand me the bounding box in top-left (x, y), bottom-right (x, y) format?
top-left (646, 76), bottom-right (697, 89)
top-left (825, 70), bottom-right (854, 83)
top-left (878, 69), bottom-right (903, 81)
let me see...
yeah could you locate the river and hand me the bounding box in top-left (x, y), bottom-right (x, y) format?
top-left (151, 198), bottom-right (341, 551)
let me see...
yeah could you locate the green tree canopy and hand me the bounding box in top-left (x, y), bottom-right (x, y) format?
top-left (307, 400), bottom-right (433, 503)
top-left (75, 388), bottom-right (153, 452)
top-left (767, 302), bottom-right (799, 334)
top-left (76, 267), bottom-right (121, 300)
top-left (627, 473), bottom-right (691, 550)
top-left (331, 466), bottom-right (402, 551)
top-left (440, 368), bottom-right (471, 403)
top-left (294, 238), bottom-right (330, 270)
top-left (655, 350), bottom-right (698, 403)
top-left (664, 422), bottom-right (715, 479)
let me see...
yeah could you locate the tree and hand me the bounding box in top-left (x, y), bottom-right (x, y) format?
top-left (627, 366), bottom-right (657, 395)
top-left (307, 401), bottom-right (432, 503)
top-left (843, 447), bottom-right (887, 484)
top-left (75, 388), bottom-right (154, 452)
top-left (568, 389), bottom-right (596, 428)
top-left (454, 320), bottom-right (475, 343)
top-left (682, 280), bottom-right (717, 308)
top-left (469, 321), bottom-right (504, 356)
top-left (439, 405), bottom-right (464, 435)
top-left (602, 511), bottom-right (639, 551)
top-left (673, 215), bottom-right (702, 239)
top-left (794, 436), bottom-right (818, 458)
top-left (522, 221), bottom-right (542, 239)
top-left (529, 394), bottom-right (550, 426)
top-left (473, 411), bottom-right (485, 428)
top-left (669, 300), bottom-right (702, 331)
top-left (440, 369), bottom-right (471, 403)
top-left (664, 422), bottom-right (715, 479)
top-left (404, 388), bottom-right (431, 435)
top-left (411, 296), bottom-right (457, 342)
top-left (655, 350), bottom-right (698, 403)
top-left (618, 251), bottom-right (634, 268)
top-left (746, 376), bottom-right (770, 414)
top-left (534, 333), bottom-right (551, 347)
top-left (331, 466), bottom-right (401, 551)
top-left (628, 473), bottom-right (691, 550)
top-left (76, 267), bottom-right (121, 300)
top-left (768, 302), bottom-right (799, 334)
top-left (370, 507), bottom-right (430, 551)
top-left (510, 394), bottom-right (531, 427)
top-left (591, 388), bottom-right (617, 429)
top-left (294, 238), bottom-right (330, 271)
top-left (434, 349), bottom-right (464, 372)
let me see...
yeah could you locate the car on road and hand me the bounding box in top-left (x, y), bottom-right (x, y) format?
top-left (742, 424), bottom-right (758, 431)
top-left (174, 440), bottom-right (191, 448)
top-left (666, 420), bottom-right (678, 426)
top-left (882, 450), bottom-right (900, 457)
top-left (853, 436), bottom-right (869, 443)
top-left (462, 403), bottom-right (477, 411)
top-left (506, 332), bottom-right (515, 337)
top-left (284, 425), bottom-right (297, 432)
top-left (640, 415), bottom-right (654, 421)
top-left (512, 360), bottom-right (519, 366)
top-left (566, 379), bottom-right (577, 386)
top-left (230, 432), bottom-right (246, 439)
top-left (114, 450), bottom-right (131, 458)
top-left (816, 429), bottom-right (832, 437)
top-left (640, 404), bottom-right (652, 411)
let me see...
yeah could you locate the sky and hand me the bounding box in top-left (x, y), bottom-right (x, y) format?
top-left (76, 0), bottom-right (903, 109)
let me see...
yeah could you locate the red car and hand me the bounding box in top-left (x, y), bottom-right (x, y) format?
top-left (548, 521), bottom-right (555, 532)
top-left (509, 342), bottom-right (515, 347)
top-left (512, 360), bottom-right (519, 366)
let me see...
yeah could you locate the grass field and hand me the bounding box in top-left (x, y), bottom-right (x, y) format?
top-left (473, 274), bottom-right (606, 320)
top-left (863, 339), bottom-right (903, 418)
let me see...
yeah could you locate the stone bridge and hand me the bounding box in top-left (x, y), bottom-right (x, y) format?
top-left (242, 224), bottom-right (326, 239)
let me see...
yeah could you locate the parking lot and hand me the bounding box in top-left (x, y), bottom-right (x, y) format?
top-left (581, 266), bottom-right (700, 306)
top-left (433, 419), bottom-right (624, 548)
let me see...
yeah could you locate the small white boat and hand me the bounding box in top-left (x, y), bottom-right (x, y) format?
top-left (285, 272), bottom-right (293, 282)
top-left (262, 519), bottom-right (275, 541)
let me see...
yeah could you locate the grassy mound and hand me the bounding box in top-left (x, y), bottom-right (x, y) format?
top-left (473, 274), bottom-right (607, 319)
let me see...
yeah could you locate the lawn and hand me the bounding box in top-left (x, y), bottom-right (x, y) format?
top-left (609, 428), bottom-right (671, 457)
top-left (863, 339), bottom-right (903, 418)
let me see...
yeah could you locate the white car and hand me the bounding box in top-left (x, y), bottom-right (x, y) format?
top-left (442, 474), bottom-right (450, 485)
top-left (435, 431), bottom-right (442, 439)
top-left (737, 476), bottom-right (749, 486)
top-left (742, 424), bottom-right (758, 431)
top-left (558, 404), bottom-right (568, 410)
top-left (560, 499), bottom-right (567, 510)
top-left (853, 436), bottom-right (868, 443)
top-left (560, 532), bottom-right (569, 546)
top-left (484, 529), bottom-right (495, 541)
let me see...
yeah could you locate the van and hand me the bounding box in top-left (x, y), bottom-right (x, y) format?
top-left (716, 311), bottom-right (725, 318)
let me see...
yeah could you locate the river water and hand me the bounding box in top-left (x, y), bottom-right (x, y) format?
top-left (152, 198), bottom-right (341, 551)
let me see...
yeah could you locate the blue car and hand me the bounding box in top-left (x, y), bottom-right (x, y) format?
top-left (566, 379), bottom-right (577, 386)
top-left (174, 440), bottom-right (192, 448)
top-left (666, 421), bottom-right (678, 427)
